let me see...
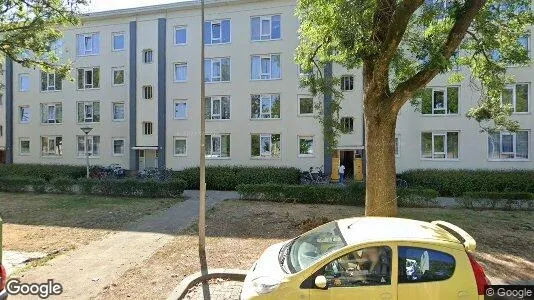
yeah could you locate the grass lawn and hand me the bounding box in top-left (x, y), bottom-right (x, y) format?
top-left (98, 200), bottom-right (534, 300)
top-left (0, 192), bottom-right (182, 253)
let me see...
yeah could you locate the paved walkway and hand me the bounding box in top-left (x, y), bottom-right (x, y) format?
top-left (15, 191), bottom-right (239, 300)
top-left (183, 280), bottom-right (243, 300)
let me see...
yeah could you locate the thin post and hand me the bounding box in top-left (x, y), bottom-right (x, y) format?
top-left (85, 133), bottom-right (90, 179)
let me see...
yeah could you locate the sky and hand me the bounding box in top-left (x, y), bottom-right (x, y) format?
top-left (87, 0), bottom-right (187, 12)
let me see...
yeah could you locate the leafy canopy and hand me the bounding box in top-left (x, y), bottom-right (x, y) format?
top-left (296, 0), bottom-right (534, 138)
top-left (0, 0), bottom-right (87, 77)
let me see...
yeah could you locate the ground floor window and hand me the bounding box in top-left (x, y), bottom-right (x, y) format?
top-left (174, 137), bottom-right (187, 156)
top-left (77, 135), bottom-right (101, 157)
top-left (421, 131), bottom-right (459, 159)
top-left (20, 138), bottom-right (30, 155)
top-left (488, 131), bottom-right (529, 160)
top-left (205, 134), bottom-right (230, 158)
top-left (41, 136), bottom-right (62, 157)
top-left (251, 133), bottom-right (281, 158)
top-left (113, 139), bottom-right (125, 156)
top-left (299, 136), bottom-right (314, 156)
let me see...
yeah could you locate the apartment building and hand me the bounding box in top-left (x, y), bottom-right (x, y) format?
top-left (0, 0), bottom-right (532, 178)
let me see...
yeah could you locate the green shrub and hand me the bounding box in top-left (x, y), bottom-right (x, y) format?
top-left (397, 189), bottom-right (440, 208)
top-left (399, 169), bottom-right (534, 197)
top-left (0, 164), bottom-right (86, 181)
top-left (175, 166), bottom-right (301, 190)
top-left (458, 192), bottom-right (533, 210)
top-left (0, 177), bottom-right (48, 193)
top-left (49, 178), bottom-right (77, 194)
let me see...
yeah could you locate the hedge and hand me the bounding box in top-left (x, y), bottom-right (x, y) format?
top-left (458, 192), bottom-right (534, 210)
top-left (0, 164), bottom-right (86, 180)
top-left (398, 169), bottom-right (534, 197)
top-left (0, 176), bottom-right (187, 198)
top-left (175, 166), bottom-right (301, 191)
top-left (236, 184), bottom-right (439, 207)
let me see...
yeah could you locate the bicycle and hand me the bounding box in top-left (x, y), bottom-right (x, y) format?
top-left (396, 178), bottom-right (408, 189)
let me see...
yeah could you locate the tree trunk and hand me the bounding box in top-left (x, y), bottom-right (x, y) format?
top-left (364, 102), bottom-right (398, 217)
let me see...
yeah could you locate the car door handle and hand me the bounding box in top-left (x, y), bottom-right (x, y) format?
top-left (380, 292), bottom-right (393, 300)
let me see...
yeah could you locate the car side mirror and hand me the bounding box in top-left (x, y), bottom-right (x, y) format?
top-left (315, 275), bottom-right (328, 289)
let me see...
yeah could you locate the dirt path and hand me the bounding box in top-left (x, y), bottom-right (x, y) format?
top-left (13, 191), bottom-right (239, 300)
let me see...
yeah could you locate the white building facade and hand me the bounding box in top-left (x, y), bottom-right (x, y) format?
top-left (0, 0), bottom-right (532, 178)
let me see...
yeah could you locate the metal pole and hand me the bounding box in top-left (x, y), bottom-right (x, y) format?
top-left (85, 133), bottom-right (90, 179)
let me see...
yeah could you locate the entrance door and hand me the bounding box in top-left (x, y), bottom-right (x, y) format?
top-left (0, 151), bottom-right (5, 164)
top-left (340, 151), bottom-right (355, 180)
top-left (139, 150), bottom-right (158, 171)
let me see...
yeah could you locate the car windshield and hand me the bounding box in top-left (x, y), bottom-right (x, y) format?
top-left (288, 221), bottom-right (347, 273)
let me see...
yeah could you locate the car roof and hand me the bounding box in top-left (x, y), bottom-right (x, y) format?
top-left (336, 217), bottom-right (463, 247)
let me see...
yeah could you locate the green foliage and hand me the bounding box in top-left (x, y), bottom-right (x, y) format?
top-left (174, 166), bottom-right (301, 191)
top-left (0, 176), bottom-right (47, 193)
top-left (458, 192), bottom-right (533, 210)
top-left (399, 169), bottom-right (534, 197)
top-left (236, 184), bottom-right (439, 208)
top-left (0, 0), bottom-right (87, 77)
top-left (0, 164), bottom-right (86, 181)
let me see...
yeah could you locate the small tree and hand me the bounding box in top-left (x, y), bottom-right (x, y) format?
top-left (296, 0), bottom-right (533, 217)
top-left (0, 0), bottom-right (87, 76)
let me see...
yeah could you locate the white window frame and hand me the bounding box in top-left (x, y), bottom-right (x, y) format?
top-left (431, 88), bottom-right (447, 114)
top-left (19, 138), bottom-right (31, 155)
top-left (143, 49), bottom-right (153, 64)
top-left (174, 100), bottom-right (188, 120)
top-left (251, 133), bottom-right (281, 158)
top-left (205, 19), bottom-right (231, 45)
top-left (488, 131), bottom-right (530, 161)
top-left (395, 134), bottom-right (400, 157)
top-left (112, 32), bottom-right (125, 51)
top-left (206, 96), bottom-right (231, 120)
top-left (77, 33), bottom-right (99, 56)
top-left (77, 101), bottom-right (100, 123)
top-left (41, 103), bottom-right (62, 124)
top-left (41, 72), bottom-right (62, 91)
top-left (173, 137), bottom-right (187, 157)
top-left (143, 85), bottom-right (153, 100)
top-left (502, 83), bottom-right (529, 113)
top-left (174, 26), bottom-right (187, 45)
top-left (41, 136), bottom-right (62, 157)
top-left (77, 135), bottom-right (100, 157)
top-left (251, 94), bottom-right (280, 119)
top-left (298, 95), bottom-right (314, 116)
top-left (205, 134), bottom-right (231, 158)
top-left (143, 122), bottom-right (153, 135)
top-left (112, 67), bottom-right (125, 86)
top-left (77, 67), bottom-right (100, 90)
top-left (251, 54), bottom-right (281, 80)
top-left (341, 75), bottom-right (354, 91)
top-left (174, 63), bottom-right (188, 82)
top-left (19, 74), bottom-right (30, 92)
top-left (204, 57), bottom-right (231, 82)
top-left (298, 136), bottom-right (315, 157)
top-left (112, 102), bottom-right (125, 121)
top-left (340, 117), bottom-right (355, 134)
top-left (19, 106), bottom-right (31, 124)
top-left (421, 131), bottom-right (459, 160)
top-left (112, 138), bottom-right (125, 156)
top-left (251, 15), bottom-right (281, 41)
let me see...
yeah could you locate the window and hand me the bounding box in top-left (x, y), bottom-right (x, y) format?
top-left (206, 96), bottom-right (231, 120)
top-left (174, 100), bottom-right (187, 119)
top-left (112, 32), bottom-right (125, 51)
top-left (502, 84), bottom-right (529, 113)
top-left (341, 75), bottom-right (354, 91)
top-left (143, 122), bottom-right (153, 135)
top-left (174, 63), bottom-right (188, 82)
top-left (204, 19), bottom-right (231, 44)
top-left (251, 134), bottom-right (281, 158)
top-left (77, 135), bottom-right (101, 157)
top-left (40, 103), bottom-right (62, 124)
top-left (488, 131), bottom-right (529, 160)
top-left (19, 74), bottom-right (30, 92)
top-left (174, 137), bottom-right (187, 156)
top-left (41, 136), bottom-right (63, 157)
top-left (251, 54), bottom-right (281, 80)
top-left (174, 26), bottom-right (187, 45)
top-left (77, 33), bottom-right (100, 56)
top-left (77, 101), bottom-right (100, 123)
top-left (341, 117), bottom-right (354, 134)
top-left (205, 134), bottom-right (230, 158)
top-left (20, 138), bottom-right (30, 155)
top-left (143, 86), bottom-right (153, 100)
top-left (320, 246), bottom-right (392, 287)
top-left (421, 131), bottom-right (459, 159)
top-left (113, 139), bottom-right (125, 156)
top-left (251, 15), bottom-right (281, 41)
top-left (204, 58), bottom-right (230, 82)
top-left (395, 135), bottom-right (400, 156)
top-left (77, 67), bottom-right (100, 89)
top-left (251, 94), bottom-right (280, 119)
top-left (398, 247), bottom-right (455, 283)
top-left (421, 87), bottom-right (459, 115)
top-left (113, 102), bottom-right (125, 121)
top-left (112, 68), bottom-right (125, 85)
top-left (40, 72), bottom-right (62, 91)
top-left (143, 49), bottom-right (153, 63)
top-left (299, 136), bottom-right (314, 156)
top-left (19, 106), bottom-right (31, 123)
top-left (299, 96), bottom-right (314, 115)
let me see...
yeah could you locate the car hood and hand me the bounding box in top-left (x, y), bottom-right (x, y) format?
top-left (248, 241), bottom-right (289, 279)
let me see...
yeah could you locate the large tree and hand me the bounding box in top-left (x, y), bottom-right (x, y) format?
top-left (296, 0), bottom-right (533, 216)
top-left (0, 0), bottom-right (87, 76)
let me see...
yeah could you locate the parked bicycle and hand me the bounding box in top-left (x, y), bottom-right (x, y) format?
top-left (396, 178), bottom-right (408, 189)
top-left (300, 166), bottom-right (329, 185)
top-left (90, 164), bottom-right (127, 180)
top-left (137, 167), bottom-right (174, 182)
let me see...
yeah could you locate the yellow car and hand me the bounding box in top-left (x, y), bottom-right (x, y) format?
top-left (241, 217), bottom-right (490, 300)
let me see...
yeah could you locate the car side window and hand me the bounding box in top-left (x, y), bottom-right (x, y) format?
top-left (398, 246), bottom-right (456, 283)
top-left (321, 246), bottom-right (392, 288)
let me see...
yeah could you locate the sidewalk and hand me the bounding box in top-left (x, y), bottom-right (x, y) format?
top-left (14, 191), bottom-right (239, 300)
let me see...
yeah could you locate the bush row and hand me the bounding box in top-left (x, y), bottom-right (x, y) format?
top-left (0, 164), bottom-right (86, 180)
top-left (236, 184), bottom-right (440, 207)
top-left (457, 192), bottom-right (534, 210)
top-left (399, 169), bottom-right (534, 197)
top-left (174, 166), bottom-right (301, 191)
top-left (0, 177), bottom-right (186, 198)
